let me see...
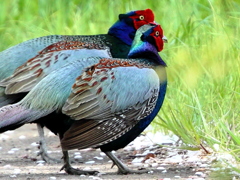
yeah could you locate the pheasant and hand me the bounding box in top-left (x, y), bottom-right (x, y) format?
top-left (0, 24), bottom-right (167, 175)
top-left (0, 9), bottom-right (155, 162)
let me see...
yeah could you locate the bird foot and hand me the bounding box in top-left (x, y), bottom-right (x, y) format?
top-left (60, 164), bottom-right (99, 175)
top-left (117, 167), bottom-right (150, 175)
top-left (104, 151), bottom-right (151, 175)
top-left (37, 151), bottom-right (61, 163)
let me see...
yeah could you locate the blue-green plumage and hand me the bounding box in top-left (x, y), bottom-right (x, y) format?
top-left (0, 23), bottom-right (167, 175)
top-left (100, 81), bottom-right (167, 152)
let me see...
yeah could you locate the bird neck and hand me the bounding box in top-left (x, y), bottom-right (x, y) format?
top-left (108, 20), bottom-right (135, 46)
top-left (127, 42), bottom-right (167, 66)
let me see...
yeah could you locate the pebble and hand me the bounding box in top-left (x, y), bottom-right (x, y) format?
top-left (31, 142), bottom-right (39, 147)
top-left (58, 171), bottom-right (66, 174)
top-left (151, 163), bottom-right (158, 167)
top-left (29, 169), bottom-right (36, 172)
top-left (162, 169), bottom-right (167, 173)
top-left (174, 176), bottom-right (181, 179)
top-left (80, 148), bottom-right (93, 152)
top-left (99, 152), bottom-right (106, 156)
top-left (123, 146), bottom-right (135, 151)
top-left (12, 148), bottom-right (20, 151)
top-left (8, 150), bottom-right (15, 154)
top-left (0, 134), bottom-right (9, 140)
top-left (94, 156), bottom-right (104, 160)
top-left (83, 167), bottom-right (91, 170)
top-left (142, 149), bottom-right (150, 155)
top-left (19, 135), bottom-right (26, 140)
top-left (164, 155), bottom-right (183, 163)
top-left (144, 159), bottom-right (152, 163)
top-left (48, 131), bottom-right (55, 136)
top-left (5, 131), bottom-right (14, 134)
top-left (211, 167), bottom-right (221, 171)
top-left (132, 162), bottom-right (143, 167)
top-left (88, 176), bottom-right (102, 180)
top-left (132, 157), bottom-right (144, 163)
top-left (143, 164), bottom-right (150, 168)
top-left (9, 175), bottom-right (17, 178)
top-left (195, 172), bottom-right (205, 177)
top-left (0, 147), bottom-right (2, 150)
top-left (85, 160), bottom-right (95, 164)
top-left (188, 175), bottom-right (205, 179)
top-left (199, 163), bottom-right (209, 168)
top-left (36, 160), bottom-right (45, 164)
top-left (13, 169), bottom-right (21, 174)
top-left (157, 167), bottom-right (165, 170)
top-left (74, 155), bottom-right (82, 159)
top-left (97, 172), bottom-right (106, 176)
top-left (186, 156), bottom-right (201, 162)
top-left (49, 177), bottom-right (56, 180)
top-left (3, 164), bottom-right (11, 168)
top-left (37, 163), bottom-right (44, 166)
top-left (213, 144), bottom-right (220, 151)
top-left (74, 152), bottom-right (81, 155)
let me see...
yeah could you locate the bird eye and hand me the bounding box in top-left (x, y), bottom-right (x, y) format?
top-left (139, 15), bottom-right (144, 20)
top-left (155, 31), bottom-right (159, 36)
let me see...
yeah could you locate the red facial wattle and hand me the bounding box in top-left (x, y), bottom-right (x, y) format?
top-left (129, 9), bottom-right (155, 29)
top-left (150, 25), bottom-right (164, 52)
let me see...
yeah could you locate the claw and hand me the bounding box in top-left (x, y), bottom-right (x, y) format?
top-left (61, 163), bottom-right (99, 175)
top-left (111, 162), bottom-right (116, 169)
top-left (105, 151), bottom-right (151, 174)
top-left (61, 149), bottom-right (99, 175)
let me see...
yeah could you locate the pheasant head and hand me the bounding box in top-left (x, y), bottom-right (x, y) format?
top-left (108, 9), bottom-right (155, 45)
top-left (128, 23), bottom-right (167, 65)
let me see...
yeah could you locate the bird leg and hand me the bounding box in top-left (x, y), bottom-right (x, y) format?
top-left (104, 151), bottom-right (150, 174)
top-left (36, 123), bottom-right (60, 163)
top-left (60, 149), bottom-right (99, 175)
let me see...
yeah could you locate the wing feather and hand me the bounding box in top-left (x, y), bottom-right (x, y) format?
top-left (0, 41), bottom-right (111, 94)
top-left (61, 59), bottom-right (161, 150)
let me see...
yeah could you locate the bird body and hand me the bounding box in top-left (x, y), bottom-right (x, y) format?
top-left (0, 23), bottom-right (167, 175)
top-left (0, 9), bottom-right (156, 165)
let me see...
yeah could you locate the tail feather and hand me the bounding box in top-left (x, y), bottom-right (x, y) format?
top-left (0, 87), bottom-right (18, 106)
top-left (0, 103), bottom-right (41, 133)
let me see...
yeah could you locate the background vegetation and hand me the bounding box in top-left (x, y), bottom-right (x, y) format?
top-left (0, 0), bottom-right (239, 171)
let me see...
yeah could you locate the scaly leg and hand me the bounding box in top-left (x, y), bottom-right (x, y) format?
top-left (105, 151), bottom-right (150, 174)
top-left (37, 123), bottom-right (60, 163)
top-left (60, 148), bottom-right (99, 175)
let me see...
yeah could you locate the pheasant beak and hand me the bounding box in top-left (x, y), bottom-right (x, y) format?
top-left (162, 36), bottom-right (168, 43)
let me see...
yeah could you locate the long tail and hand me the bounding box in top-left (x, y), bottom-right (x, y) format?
top-left (0, 103), bottom-right (41, 133)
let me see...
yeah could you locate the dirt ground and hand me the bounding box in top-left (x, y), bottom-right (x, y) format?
top-left (0, 124), bottom-right (236, 180)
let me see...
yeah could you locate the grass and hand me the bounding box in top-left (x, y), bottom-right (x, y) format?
top-left (0, 0), bottom-right (239, 173)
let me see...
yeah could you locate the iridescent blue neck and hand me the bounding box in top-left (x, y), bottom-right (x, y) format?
top-left (108, 20), bottom-right (135, 46)
top-left (128, 42), bottom-right (166, 66)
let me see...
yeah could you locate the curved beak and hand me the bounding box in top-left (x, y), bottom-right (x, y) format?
top-left (162, 36), bottom-right (168, 43)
